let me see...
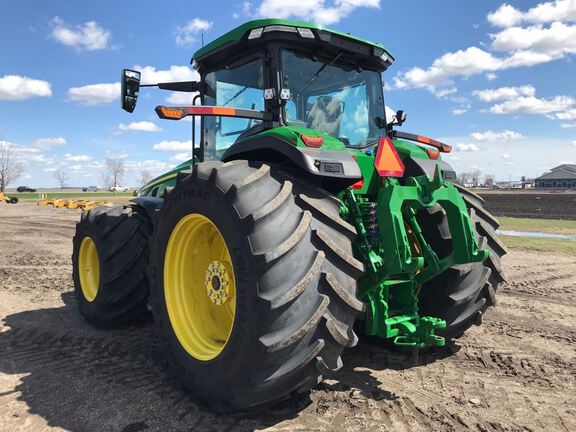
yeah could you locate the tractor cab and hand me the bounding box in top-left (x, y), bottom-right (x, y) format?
top-left (122, 19), bottom-right (394, 167)
top-left (192, 20), bottom-right (393, 160)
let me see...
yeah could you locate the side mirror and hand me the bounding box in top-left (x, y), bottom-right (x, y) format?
top-left (395, 109), bottom-right (407, 126)
top-left (121, 69), bottom-right (141, 113)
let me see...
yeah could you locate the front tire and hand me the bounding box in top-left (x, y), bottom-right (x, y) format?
top-left (150, 160), bottom-right (363, 411)
top-left (72, 205), bottom-right (151, 327)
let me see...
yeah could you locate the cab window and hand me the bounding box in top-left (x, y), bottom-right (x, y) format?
top-left (203, 58), bottom-right (264, 160)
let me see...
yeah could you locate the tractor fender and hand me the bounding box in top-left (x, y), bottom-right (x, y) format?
top-left (222, 135), bottom-right (362, 193)
top-left (130, 197), bottom-right (163, 228)
top-left (404, 157), bottom-right (457, 182)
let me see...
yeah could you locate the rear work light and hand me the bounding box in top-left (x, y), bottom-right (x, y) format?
top-left (263, 25), bottom-right (297, 34)
top-left (248, 28), bottom-right (264, 39)
top-left (374, 136), bottom-right (405, 177)
top-left (249, 26), bottom-right (314, 40)
top-left (297, 28), bottom-right (315, 38)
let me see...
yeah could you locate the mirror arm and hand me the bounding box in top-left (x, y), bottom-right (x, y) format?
top-left (140, 81), bottom-right (203, 92)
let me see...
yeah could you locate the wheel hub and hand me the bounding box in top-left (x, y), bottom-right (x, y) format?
top-left (205, 260), bottom-right (232, 305)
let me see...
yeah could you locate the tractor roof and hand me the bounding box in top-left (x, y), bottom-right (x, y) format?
top-left (192, 19), bottom-right (394, 66)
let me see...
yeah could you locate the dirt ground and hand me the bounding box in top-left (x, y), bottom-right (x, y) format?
top-left (0, 202), bottom-right (574, 432)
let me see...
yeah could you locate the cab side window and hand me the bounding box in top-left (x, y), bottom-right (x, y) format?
top-left (203, 58), bottom-right (264, 161)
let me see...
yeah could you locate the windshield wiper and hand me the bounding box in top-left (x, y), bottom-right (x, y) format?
top-left (223, 86), bottom-right (248, 106)
top-left (296, 52), bottom-right (344, 97)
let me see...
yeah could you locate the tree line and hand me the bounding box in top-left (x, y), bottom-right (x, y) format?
top-left (0, 140), bottom-right (154, 191)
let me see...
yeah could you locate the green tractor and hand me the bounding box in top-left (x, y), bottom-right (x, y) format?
top-left (72, 19), bottom-right (505, 411)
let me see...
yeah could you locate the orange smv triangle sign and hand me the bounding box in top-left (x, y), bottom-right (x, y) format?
top-left (374, 136), bottom-right (405, 177)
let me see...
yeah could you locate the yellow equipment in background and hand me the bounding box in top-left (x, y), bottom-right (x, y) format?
top-left (37, 198), bottom-right (113, 210)
top-left (0, 192), bottom-right (18, 204)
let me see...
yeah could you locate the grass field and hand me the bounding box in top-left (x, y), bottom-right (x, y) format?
top-left (498, 216), bottom-right (576, 253)
top-left (498, 216), bottom-right (576, 235)
top-left (9, 192), bottom-right (135, 200)
top-left (500, 235), bottom-right (576, 254)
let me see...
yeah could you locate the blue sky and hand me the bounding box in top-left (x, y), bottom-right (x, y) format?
top-left (1, 0), bottom-right (575, 187)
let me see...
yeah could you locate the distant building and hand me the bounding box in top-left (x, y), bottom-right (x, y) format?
top-left (535, 164), bottom-right (576, 189)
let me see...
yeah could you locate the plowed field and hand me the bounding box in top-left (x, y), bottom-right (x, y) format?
top-left (1, 203), bottom-right (574, 432)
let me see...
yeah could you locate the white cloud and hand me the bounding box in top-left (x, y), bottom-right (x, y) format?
top-left (471, 130), bottom-right (523, 141)
top-left (486, 72), bottom-right (498, 81)
top-left (116, 121), bottom-right (161, 132)
top-left (501, 49), bottom-right (557, 67)
top-left (491, 22), bottom-right (576, 57)
top-left (256, 0), bottom-right (380, 25)
top-left (51, 17), bottom-right (112, 51)
top-left (392, 47), bottom-right (564, 94)
top-left (455, 143), bottom-right (480, 152)
top-left (487, 1), bottom-right (576, 27)
top-left (473, 85), bottom-right (535, 102)
top-left (175, 18), bottom-right (212, 47)
top-left (11, 146), bottom-right (42, 154)
top-left (26, 154), bottom-right (47, 162)
top-left (561, 123), bottom-right (576, 128)
top-left (8, 137), bottom-right (67, 165)
top-left (393, 2), bottom-right (576, 96)
top-left (105, 150), bottom-right (129, 159)
top-left (487, 4), bottom-right (525, 27)
top-left (0, 75), bottom-right (52, 100)
top-left (125, 159), bottom-right (169, 172)
top-left (489, 95), bottom-right (575, 114)
top-left (501, 153), bottom-right (512, 159)
top-left (134, 65), bottom-right (199, 85)
top-left (452, 108), bottom-right (467, 115)
top-left (392, 47), bottom-right (503, 92)
top-left (153, 140), bottom-right (192, 152)
top-left (166, 92), bottom-right (197, 105)
top-left (64, 153), bottom-right (91, 161)
top-left (434, 87), bottom-right (458, 98)
top-left (67, 82), bottom-right (120, 105)
top-left (170, 152), bottom-right (193, 162)
top-left (555, 108), bottom-right (576, 120)
top-left (34, 137), bottom-right (67, 149)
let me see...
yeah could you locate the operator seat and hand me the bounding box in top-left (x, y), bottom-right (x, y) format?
top-left (306, 96), bottom-right (343, 137)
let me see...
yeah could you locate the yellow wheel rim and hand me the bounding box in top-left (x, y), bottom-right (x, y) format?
top-left (164, 214), bottom-right (236, 361)
top-left (78, 237), bottom-right (100, 302)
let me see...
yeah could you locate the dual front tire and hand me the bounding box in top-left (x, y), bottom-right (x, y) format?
top-left (72, 205), bottom-right (150, 327)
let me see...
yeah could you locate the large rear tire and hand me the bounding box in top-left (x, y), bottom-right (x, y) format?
top-left (72, 205), bottom-right (151, 328)
top-left (150, 160), bottom-right (363, 412)
top-left (418, 186), bottom-right (506, 339)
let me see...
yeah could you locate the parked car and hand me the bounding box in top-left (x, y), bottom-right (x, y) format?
top-left (17, 186), bottom-right (37, 193)
top-left (82, 186), bottom-right (99, 192)
top-left (109, 185), bottom-right (130, 192)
